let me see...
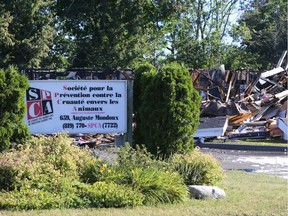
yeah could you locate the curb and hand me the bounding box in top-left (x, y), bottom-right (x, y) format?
top-left (195, 143), bottom-right (288, 152)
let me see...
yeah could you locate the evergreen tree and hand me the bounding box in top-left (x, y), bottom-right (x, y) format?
top-left (234, 0), bottom-right (287, 69)
top-left (0, 0), bottom-right (55, 68)
top-left (133, 62), bottom-right (157, 146)
top-left (0, 66), bottom-right (30, 152)
top-left (135, 62), bottom-right (201, 158)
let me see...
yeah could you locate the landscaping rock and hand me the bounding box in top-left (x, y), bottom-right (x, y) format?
top-left (187, 185), bottom-right (226, 199)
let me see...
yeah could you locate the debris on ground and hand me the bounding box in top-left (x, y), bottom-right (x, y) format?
top-left (193, 50), bottom-right (288, 142)
top-left (71, 133), bottom-right (116, 148)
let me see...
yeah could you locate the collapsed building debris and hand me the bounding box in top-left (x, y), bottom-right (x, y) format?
top-left (72, 133), bottom-right (116, 148)
top-left (193, 50), bottom-right (288, 141)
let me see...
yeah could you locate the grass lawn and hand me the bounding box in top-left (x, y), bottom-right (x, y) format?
top-left (0, 171), bottom-right (287, 216)
top-left (206, 139), bottom-right (288, 147)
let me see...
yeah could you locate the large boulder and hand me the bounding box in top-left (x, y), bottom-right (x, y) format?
top-left (187, 185), bottom-right (226, 199)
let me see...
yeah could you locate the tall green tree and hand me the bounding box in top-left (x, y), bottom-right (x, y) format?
top-left (134, 62), bottom-right (201, 158)
top-left (233, 0), bottom-right (287, 69)
top-left (41, 15), bottom-right (76, 69)
top-left (55, 0), bottom-right (175, 68)
top-left (0, 66), bottom-right (30, 152)
top-left (162, 0), bottom-right (238, 69)
top-left (0, 0), bottom-right (55, 68)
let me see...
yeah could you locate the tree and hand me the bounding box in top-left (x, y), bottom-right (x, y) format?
top-left (0, 66), bottom-right (30, 152)
top-left (41, 16), bottom-right (76, 69)
top-left (161, 0), bottom-right (238, 69)
top-left (134, 62), bottom-right (201, 158)
top-left (0, 0), bottom-right (55, 68)
top-left (234, 0), bottom-right (287, 69)
top-left (0, 0), bottom-right (243, 70)
top-left (133, 62), bottom-right (157, 146)
top-left (55, 0), bottom-right (176, 68)
top-left (219, 45), bottom-right (262, 70)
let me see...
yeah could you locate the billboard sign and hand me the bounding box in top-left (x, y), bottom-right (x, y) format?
top-left (24, 80), bottom-right (127, 134)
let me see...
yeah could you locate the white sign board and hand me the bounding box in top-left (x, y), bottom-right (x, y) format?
top-left (24, 80), bottom-right (127, 134)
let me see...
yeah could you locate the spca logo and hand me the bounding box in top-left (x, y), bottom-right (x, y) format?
top-left (26, 87), bottom-right (54, 121)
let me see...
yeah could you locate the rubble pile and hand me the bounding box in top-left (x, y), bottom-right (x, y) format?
top-left (72, 133), bottom-right (115, 148)
top-left (192, 51), bottom-right (288, 141)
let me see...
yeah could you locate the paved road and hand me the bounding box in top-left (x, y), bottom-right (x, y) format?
top-left (199, 148), bottom-right (288, 179)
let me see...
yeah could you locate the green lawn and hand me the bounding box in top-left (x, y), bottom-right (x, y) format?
top-left (207, 139), bottom-right (288, 147)
top-left (1, 171), bottom-right (287, 216)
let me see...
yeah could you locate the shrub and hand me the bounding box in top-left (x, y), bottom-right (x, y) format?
top-left (79, 157), bottom-right (113, 184)
top-left (0, 135), bottom-right (146, 210)
top-left (0, 189), bottom-right (64, 210)
top-left (0, 66), bottom-right (30, 152)
top-left (130, 167), bottom-right (189, 205)
top-left (134, 62), bottom-right (201, 158)
top-left (170, 148), bottom-right (225, 185)
top-left (0, 179), bottom-right (144, 210)
top-left (80, 144), bottom-right (169, 185)
top-left (0, 133), bottom-right (94, 192)
top-left (82, 182), bottom-right (144, 208)
top-left (108, 146), bottom-right (188, 205)
top-left (116, 144), bottom-right (169, 172)
top-left (55, 179), bottom-right (91, 209)
top-left (0, 166), bottom-right (18, 191)
top-left (133, 63), bottom-right (157, 146)
top-left (79, 145), bottom-right (188, 205)
top-left (100, 145), bottom-right (170, 185)
top-left (1, 135), bottom-right (225, 210)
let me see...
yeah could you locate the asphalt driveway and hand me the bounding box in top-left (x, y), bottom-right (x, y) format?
top-left (199, 148), bottom-right (288, 179)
